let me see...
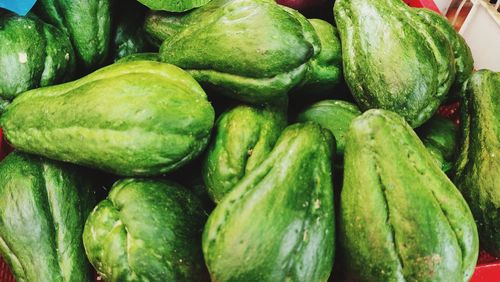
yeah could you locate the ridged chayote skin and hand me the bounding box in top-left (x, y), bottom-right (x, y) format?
top-left (138, 0), bottom-right (213, 12)
top-left (340, 109), bottom-right (478, 281)
top-left (83, 178), bottom-right (208, 281)
top-left (0, 152), bottom-right (96, 282)
top-left (203, 122), bottom-right (336, 281)
top-left (34, 0), bottom-right (112, 71)
top-left (0, 61), bottom-right (215, 176)
top-left (453, 70), bottom-right (500, 257)
top-left (0, 11), bottom-right (75, 100)
top-left (417, 116), bottom-right (458, 173)
top-left (414, 8), bottom-right (474, 98)
top-left (202, 102), bottom-right (287, 203)
top-left (334, 0), bottom-right (456, 128)
top-left (146, 0), bottom-right (342, 104)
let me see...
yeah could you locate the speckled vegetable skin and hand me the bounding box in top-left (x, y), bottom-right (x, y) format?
top-left (110, 0), bottom-right (154, 62)
top-left (203, 122), bottom-right (335, 281)
top-left (149, 0), bottom-right (341, 103)
top-left (340, 109), bottom-right (478, 281)
top-left (297, 100), bottom-right (360, 157)
top-left (202, 102), bottom-right (287, 203)
top-left (0, 152), bottom-right (95, 282)
top-left (34, 0), bottom-right (112, 71)
top-left (417, 116), bottom-right (458, 173)
top-left (138, 0), bottom-right (213, 12)
top-left (414, 8), bottom-right (473, 98)
top-left (453, 70), bottom-right (500, 256)
top-left (0, 61), bottom-right (215, 176)
top-left (0, 11), bottom-right (75, 100)
top-left (334, 0), bottom-right (456, 128)
top-left (83, 178), bottom-right (207, 281)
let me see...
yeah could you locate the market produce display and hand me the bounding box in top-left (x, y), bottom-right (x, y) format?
top-left (0, 152), bottom-right (96, 282)
top-left (83, 178), bottom-right (208, 281)
top-left (203, 122), bottom-right (335, 281)
top-left (453, 70), bottom-right (500, 257)
top-left (0, 10), bottom-right (75, 99)
top-left (0, 0), bottom-right (498, 281)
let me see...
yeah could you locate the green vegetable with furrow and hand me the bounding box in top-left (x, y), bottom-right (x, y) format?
top-left (203, 122), bottom-right (336, 281)
top-left (334, 0), bottom-right (456, 127)
top-left (340, 109), bottom-right (478, 281)
top-left (0, 61), bottom-right (215, 176)
top-left (146, 0), bottom-right (341, 104)
top-left (0, 11), bottom-right (75, 100)
top-left (453, 69), bottom-right (500, 257)
top-left (203, 102), bottom-right (287, 203)
top-left (34, 0), bottom-right (112, 71)
top-left (0, 152), bottom-right (96, 282)
top-left (83, 178), bottom-right (208, 281)
top-left (138, 0), bottom-right (213, 12)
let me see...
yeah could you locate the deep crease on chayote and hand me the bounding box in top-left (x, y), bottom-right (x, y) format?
top-left (145, 0), bottom-right (342, 104)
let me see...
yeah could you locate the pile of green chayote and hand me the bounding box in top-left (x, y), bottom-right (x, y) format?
top-left (0, 0), bottom-right (498, 281)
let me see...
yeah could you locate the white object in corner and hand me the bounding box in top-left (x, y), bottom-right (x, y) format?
top-left (434, 0), bottom-right (453, 14)
top-left (459, 0), bottom-right (500, 71)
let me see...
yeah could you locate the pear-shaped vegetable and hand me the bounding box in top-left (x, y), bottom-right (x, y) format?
top-left (203, 122), bottom-right (336, 281)
top-left (1, 61), bottom-right (215, 176)
top-left (0, 11), bottom-right (75, 99)
top-left (202, 102), bottom-right (287, 203)
top-left (340, 109), bottom-right (478, 281)
top-left (83, 178), bottom-right (208, 281)
top-left (147, 0), bottom-right (342, 103)
top-left (453, 70), bottom-right (500, 256)
top-left (334, 0), bottom-right (456, 127)
top-left (0, 152), bottom-right (96, 282)
top-left (35, 0), bottom-right (112, 71)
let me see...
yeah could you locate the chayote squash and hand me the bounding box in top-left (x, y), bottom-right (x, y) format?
top-left (0, 61), bottom-right (215, 176)
top-left (417, 115), bottom-right (458, 173)
top-left (340, 109), bottom-right (478, 281)
top-left (146, 0), bottom-right (341, 104)
top-left (138, 0), bottom-right (213, 12)
top-left (110, 0), bottom-right (155, 62)
top-left (0, 151), bottom-right (96, 282)
top-left (83, 178), bottom-right (208, 281)
top-left (0, 11), bottom-right (75, 99)
top-left (334, 0), bottom-right (456, 127)
top-left (453, 69), bottom-right (500, 257)
top-left (202, 102), bottom-right (287, 203)
top-left (414, 8), bottom-right (474, 98)
top-left (115, 52), bottom-right (161, 63)
top-left (34, 0), bottom-right (112, 71)
top-left (297, 99), bottom-right (361, 158)
top-left (203, 122), bottom-right (336, 281)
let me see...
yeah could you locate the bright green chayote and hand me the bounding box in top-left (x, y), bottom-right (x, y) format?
top-left (202, 102), bottom-right (287, 203)
top-left (146, 0), bottom-right (342, 104)
top-left (83, 178), bottom-right (208, 281)
top-left (0, 11), bottom-right (75, 99)
top-left (453, 70), bottom-right (500, 257)
top-left (334, 0), bottom-right (456, 127)
top-left (203, 122), bottom-right (336, 281)
top-left (340, 109), bottom-right (478, 281)
top-left (0, 61), bottom-right (215, 176)
top-left (0, 152), bottom-right (96, 282)
top-left (34, 0), bottom-right (112, 71)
